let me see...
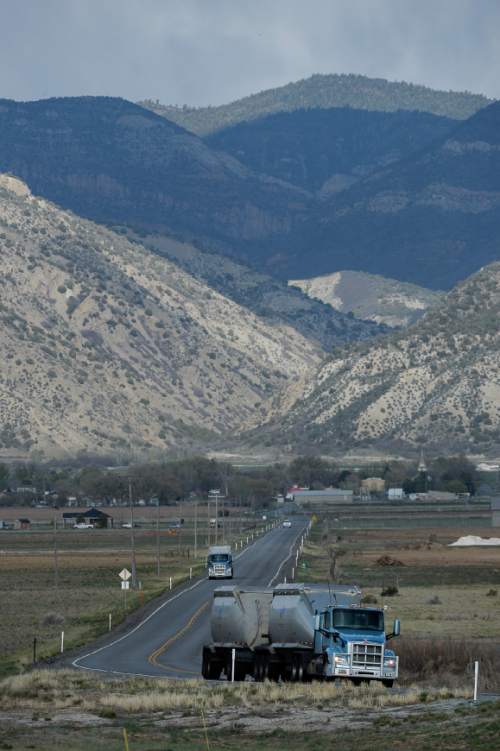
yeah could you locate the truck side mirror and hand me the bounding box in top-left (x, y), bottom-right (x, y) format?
top-left (392, 618), bottom-right (400, 637)
top-left (314, 614), bottom-right (320, 630)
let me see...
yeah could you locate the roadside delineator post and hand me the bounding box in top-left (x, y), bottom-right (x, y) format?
top-left (474, 660), bottom-right (479, 701)
top-left (60, 631), bottom-right (64, 654)
top-left (109, 613), bottom-right (112, 632)
top-left (169, 576), bottom-right (172, 590)
top-left (190, 567), bottom-right (193, 580)
top-left (231, 648), bottom-right (236, 682)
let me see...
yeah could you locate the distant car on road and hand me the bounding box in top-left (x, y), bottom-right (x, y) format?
top-left (73, 522), bottom-right (93, 529)
top-left (282, 519), bottom-right (292, 528)
top-left (121, 522), bottom-right (132, 529)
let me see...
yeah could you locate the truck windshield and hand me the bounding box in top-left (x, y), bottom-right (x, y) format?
top-left (209, 554), bottom-right (229, 563)
top-left (332, 609), bottom-right (384, 631)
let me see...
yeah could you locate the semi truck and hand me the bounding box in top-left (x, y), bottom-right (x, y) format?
top-left (207, 545), bottom-right (233, 579)
top-left (202, 583), bottom-right (400, 685)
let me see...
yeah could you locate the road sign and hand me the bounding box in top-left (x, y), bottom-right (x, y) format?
top-left (119, 568), bottom-right (131, 581)
top-left (121, 581), bottom-right (130, 590)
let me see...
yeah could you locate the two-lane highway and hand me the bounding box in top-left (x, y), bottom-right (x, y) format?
top-left (73, 519), bottom-right (306, 678)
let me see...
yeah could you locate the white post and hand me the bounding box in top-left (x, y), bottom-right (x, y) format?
top-left (108, 613), bottom-right (112, 632)
top-left (231, 648), bottom-right (236, 683)
top-left (60, 631), bottom-right (64, 654)
top-left (169, 576), bottom-right (172, 590)
top-left (292, 567), bottom-right (294, 580)
top-left (284, 575), bottom-right (287, 583)
top-left (190, 567), bottom-right (192, 580)
top-left (474, 660), bottom-right (479, 701)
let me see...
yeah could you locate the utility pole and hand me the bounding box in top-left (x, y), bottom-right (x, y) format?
top-left (194, 500), bottom-right (198, 559)
top-left (207, 499), bottom-right (210, 547)
top-left (53, 505), bottom-right (59, 592)
top-left (215, 491), bottom-right (219, 545)
top-left (156, 500), bottom-right (161, 577)
top-left (128, 478), bottom-right (137, 588)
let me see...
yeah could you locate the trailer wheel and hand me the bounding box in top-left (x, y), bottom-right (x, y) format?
top-left (382, 680), bottom-right (394, 688)
top-left (202, 648), bottom-right (222, 680)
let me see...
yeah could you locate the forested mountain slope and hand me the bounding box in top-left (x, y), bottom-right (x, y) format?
top-left (207, 107), bottom-right (456, 194)
top-left (141, 73), bottom-right (490, 135)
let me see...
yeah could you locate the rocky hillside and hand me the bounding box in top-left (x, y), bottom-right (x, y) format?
top-left (0, 175), bottom-right (322, 458)
top-left (0, 96), bottom-right (309, 256)
top-left (289, 271), bottom-right (443, 328)
top-left (129, 233), bottom-right (385, 348)
top-left (275, 262), bottom-right (500, 453)
top-left (141, 73), bottom-right (490, 135)
top-left (207, 107), bottom-right (455, 194)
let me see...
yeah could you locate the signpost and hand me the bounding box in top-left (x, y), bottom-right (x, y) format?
top-left (119, 568), bottom-right (131, 609)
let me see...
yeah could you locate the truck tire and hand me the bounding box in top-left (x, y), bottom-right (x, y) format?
top-left (202, 649), bottom-right (222, 680)
top-left (382, 680), bottom-right (394, 688)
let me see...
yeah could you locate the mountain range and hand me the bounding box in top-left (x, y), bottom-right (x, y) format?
top-left (1, 87), bottom-right (498, 292)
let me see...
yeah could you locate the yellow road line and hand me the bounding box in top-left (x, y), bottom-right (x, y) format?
top-left (148, 600), bottom-right (209, 669)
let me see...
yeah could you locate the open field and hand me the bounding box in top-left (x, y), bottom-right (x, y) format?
top-left (0, 507), bottom-right (264, 676)
top-left (2, 669), bottom-right (499, 751)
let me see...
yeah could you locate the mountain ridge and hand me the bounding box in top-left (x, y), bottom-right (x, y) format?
top-left (140, 73), bottom-right (491, 135)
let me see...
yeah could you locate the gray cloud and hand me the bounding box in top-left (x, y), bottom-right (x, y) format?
top-left (0, 0), bottom-right (498, 105)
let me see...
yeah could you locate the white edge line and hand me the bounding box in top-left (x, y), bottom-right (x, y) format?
top-left (72, 523), bottom-right (301, 673)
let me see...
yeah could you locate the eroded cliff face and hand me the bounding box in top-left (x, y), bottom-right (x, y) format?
top-left (0, 176), bottom-right (321, 458)
top-left (290, 271), bottom-right (443, 328)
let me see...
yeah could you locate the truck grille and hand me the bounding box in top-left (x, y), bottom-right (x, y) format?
top-left (351, 643), bottom-right (383, 668)
top-left (214, 565), bottom-right (226, 575)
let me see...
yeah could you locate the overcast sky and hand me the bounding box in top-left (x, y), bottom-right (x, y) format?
top-left (1, 0), bottom-right (498, 105)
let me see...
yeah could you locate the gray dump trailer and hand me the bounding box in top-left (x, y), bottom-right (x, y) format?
top-left (202, 583), bottom-right (400, 685)
top-left (202, 584), bottom-right (399, 686)
top-left (202, 586), bottom-right (273, 679)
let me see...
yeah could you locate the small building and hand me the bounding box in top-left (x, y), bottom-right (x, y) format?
top-left (62, 508), bottom-right (113, 529)
top-left (492, 499), bottom-right (500, 528)
top-left (361, 477), bottom-right (385, 493)
top-left (388, 488), bottom-right (404, 500)
top-left (14, 518), bottom-right (31, 530)
top-left (293, 488), bottom-right (353, 506)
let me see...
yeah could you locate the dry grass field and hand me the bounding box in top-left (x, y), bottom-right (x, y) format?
top-left (0, 669), bottom-right (499, 751)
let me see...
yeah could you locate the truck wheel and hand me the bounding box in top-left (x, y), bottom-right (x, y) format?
top-left (351, 678), bottom-right (362, 686)
top-left (382, 680), bottom-right (394, 689)
top-left (234, 664), bottom-right (247, 681)
top-left (202, 649), bottom-right (222, 680)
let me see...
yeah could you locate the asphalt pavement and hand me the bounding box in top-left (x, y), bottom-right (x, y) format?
top-left (73, 519), bottom-right (307, 678)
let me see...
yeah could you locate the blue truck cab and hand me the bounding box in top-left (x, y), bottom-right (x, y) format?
top-left (207, 545), bottom-right (233, 579)
top-left (314, 605), bottom-right (400, 686)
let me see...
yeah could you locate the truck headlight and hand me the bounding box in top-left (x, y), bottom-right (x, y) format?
top-left (384, 658), bottom-right (396, 668)
top-left (209, 567), bottom-right (214, 575)
top-left (334, 655), bottom-right (348, 665)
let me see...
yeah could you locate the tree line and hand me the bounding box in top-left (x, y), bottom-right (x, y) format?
top-left (0, 453), bottom-right (481, 508)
